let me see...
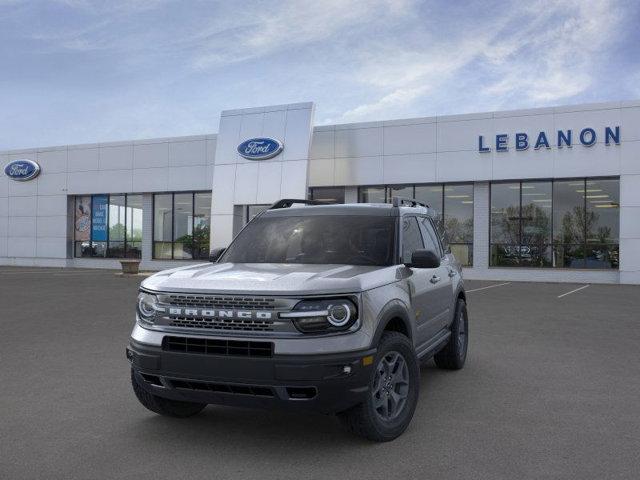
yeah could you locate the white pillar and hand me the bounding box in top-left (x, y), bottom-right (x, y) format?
top-left (141, 193), bottom-right (153, 261)
top-left (472, 182), bottom-right (489, 271)
top-left (619, 174), bottom-right (640, 284)
top-left (210, 103), bottom-right (315, 249)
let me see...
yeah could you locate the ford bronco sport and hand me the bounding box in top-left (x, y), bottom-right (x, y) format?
top-left (127, 197), bottom-right (468, 441)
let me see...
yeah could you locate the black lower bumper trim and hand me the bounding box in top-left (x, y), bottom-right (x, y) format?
top-left (128, 340), bottom-right (375, 414)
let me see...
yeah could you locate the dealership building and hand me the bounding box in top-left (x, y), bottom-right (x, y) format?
top-left (1, 100), bottom-right (639, 284)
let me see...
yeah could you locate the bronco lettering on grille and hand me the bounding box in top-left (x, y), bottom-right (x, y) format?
top-left (166, 308), bottom-right (273, 320)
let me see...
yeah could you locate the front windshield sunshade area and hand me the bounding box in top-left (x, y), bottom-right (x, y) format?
top-left (221, 215), bottom-right (396, 266)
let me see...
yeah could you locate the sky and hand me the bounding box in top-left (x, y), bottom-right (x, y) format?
top-left (1, 0), bottom-right (639, 150)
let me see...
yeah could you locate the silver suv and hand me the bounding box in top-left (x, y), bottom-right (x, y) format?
top-left (127, 198), bottom-right (468, 441)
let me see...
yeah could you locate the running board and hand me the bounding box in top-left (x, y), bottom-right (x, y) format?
top-left (416, 329), bottom-right (451, 360)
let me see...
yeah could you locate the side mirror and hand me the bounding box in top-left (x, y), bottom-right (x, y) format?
top-left (209, 247), bottom-right (226, 263)
top-left (406, 249), bottom-right (440, 269)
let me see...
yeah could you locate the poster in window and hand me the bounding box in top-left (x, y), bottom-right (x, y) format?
top-left (91, 195), bottom-right (108, 242)
top-left (75, 196), bottom-right (91, 241)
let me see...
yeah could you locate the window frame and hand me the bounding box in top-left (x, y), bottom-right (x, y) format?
top-left (151, 191), bottom-right (212, 260)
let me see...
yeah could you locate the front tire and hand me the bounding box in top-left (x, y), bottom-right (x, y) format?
top-left (434, 298), bottom-right (468, 370)
top-left (338, 332), bottom-right (419, 442)
top-left (131, 369), bottom-right (206, 418)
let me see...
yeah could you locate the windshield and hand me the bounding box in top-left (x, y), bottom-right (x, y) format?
top-left (220, 215), bottom-right (397, 266)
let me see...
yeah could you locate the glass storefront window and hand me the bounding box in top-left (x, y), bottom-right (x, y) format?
top-left (152, 192), bottom-right (212, 260)
top-left (126, 195), bottom-right (143, 259)
top-left (359, 186), bottom-right (386, 203)
top-left (153, 194), bottom-right (173, 259)
top-left (356, 182), bottom-right (473, 266)
top-left (74, 196), bottom-right (92, 257)
top-left (173, 193), bottom-right (193, 260)
top-left (585, 178), bottom-right (619, 269)
top-left (491, 178), bottom-right (619, 269)
top-left (444, 184), bottom-right (474, 266)
top-left (389, 185), bottom-right (413, 201)
top-left (309, 187), bottom-right (345, 204)
top-left (415, 185), bottom-right (443, 226)
top-left (520, 181), bottom-right (552, 267)
top-left (73, 193), bottom-right (143, 259)
top-left (194, 193), bottom-right (212, 261)
top-left (108, 195), bottom-right (126, 258)
top-left (245, 205), bottom-right (270, 223)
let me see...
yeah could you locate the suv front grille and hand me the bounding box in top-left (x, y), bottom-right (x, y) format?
top-left (168, 316), bottom-right (275, 331)
top-left (164, 295), bottom-right (276, 310)
top-left (151, 293), bottom-right (300, 335)
top-left (163, 336), bottom-right (273, 357)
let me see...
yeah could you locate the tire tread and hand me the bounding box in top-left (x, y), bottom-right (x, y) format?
top-left (338, 332), bottom-right (419, 442)
top-left (433, 298), bottom-right (468, 370)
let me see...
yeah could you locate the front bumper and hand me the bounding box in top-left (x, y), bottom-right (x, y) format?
top-left (127, 339), bottom-right (376, 414)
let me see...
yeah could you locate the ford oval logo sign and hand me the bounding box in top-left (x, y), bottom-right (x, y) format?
top-left (4, 159), bottom-right (41, 181)
top-left (237, 137), bottom-right (283, 160)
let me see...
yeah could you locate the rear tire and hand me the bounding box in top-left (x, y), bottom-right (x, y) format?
top-left (338, 332), bottom-right (419, 442)
top-left (434, 298), bottom-right (468, 370)
top-left (131, 369), bottom-right (206, 418)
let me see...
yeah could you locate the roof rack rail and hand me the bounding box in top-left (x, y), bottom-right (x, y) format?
top-left (269, 199), bottom-right (324, 210)
top-left (391, 196), bottom-right (429, 208)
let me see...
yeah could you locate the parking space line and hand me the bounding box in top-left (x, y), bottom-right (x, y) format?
top-left (466, 282), bottom-right (511, 293)
top-left (557, 284), bottom-right (590, 298)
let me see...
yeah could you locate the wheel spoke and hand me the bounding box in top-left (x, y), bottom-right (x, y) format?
top-left (372, 349), bottom-right (411, 421)
top-left (387, 392), bottom-right (397, 415)
top-left (391, 390), bottom-right (406, 414)
top-left (391, 355), bottom-right (404, 376)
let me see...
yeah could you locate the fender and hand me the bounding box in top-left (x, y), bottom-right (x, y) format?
top-left (370, 299), bottom-right (414, 348)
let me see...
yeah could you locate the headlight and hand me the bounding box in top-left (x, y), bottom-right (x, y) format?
top-left (137, 291), bottom-right (158, 324)
top-left (281, 298), bottom-right (358, 333)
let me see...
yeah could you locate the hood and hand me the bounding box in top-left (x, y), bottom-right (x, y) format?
top-left (142, 262), bottom-right (399, 296)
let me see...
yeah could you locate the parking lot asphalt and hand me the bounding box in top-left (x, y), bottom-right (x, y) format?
top-left (1, 267), bottom-right (639, 480)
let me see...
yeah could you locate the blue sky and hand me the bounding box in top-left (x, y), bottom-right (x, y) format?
top-left (1, 0), bottom-right (639, 150)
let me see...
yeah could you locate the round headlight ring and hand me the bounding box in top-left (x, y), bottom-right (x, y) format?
top-left (137, 292), bottom-right (157, 320)
top-left (327, 303), bottom-right (352, 327)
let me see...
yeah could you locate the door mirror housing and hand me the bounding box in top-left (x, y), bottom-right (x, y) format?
top-left (406, 249), bottom-right (440, 269)
top-left (209, 247), bottom-right (226, 263)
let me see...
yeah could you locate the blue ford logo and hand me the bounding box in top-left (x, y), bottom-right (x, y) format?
top-left (4, 159), bottom-right (41, 181)
top-left (237, 137), bottom-right (283, 160)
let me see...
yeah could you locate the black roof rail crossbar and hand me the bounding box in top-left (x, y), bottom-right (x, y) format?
top-left (269, 199), bottom-right (325, 210)
top-left (391, 196), bottom-right (429, 208)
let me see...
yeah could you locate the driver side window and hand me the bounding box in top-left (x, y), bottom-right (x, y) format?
top-left (401, 217), bottom-right (424, 264)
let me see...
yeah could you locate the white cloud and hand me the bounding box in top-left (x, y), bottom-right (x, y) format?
top-left (482, 0), bottom-right (621, 105)
top-left (191, 0), bottom-right (415, 69)
top-left (334, 0), bottom-right (625, 122)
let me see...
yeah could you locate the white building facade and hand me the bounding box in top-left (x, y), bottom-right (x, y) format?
top-left (1, 100), bottom-right (639, 284)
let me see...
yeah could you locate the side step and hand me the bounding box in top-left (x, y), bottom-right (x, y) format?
top-left (415, 329), bottom-right (451, 360)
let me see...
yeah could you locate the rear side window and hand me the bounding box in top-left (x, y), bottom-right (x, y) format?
top-left (401, 217), bottom-right (424, 264)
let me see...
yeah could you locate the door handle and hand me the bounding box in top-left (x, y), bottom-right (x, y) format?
top-left (448, 269), bottom-right (457, 278)
top-left (430, 275), bottom-right (441, 284)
